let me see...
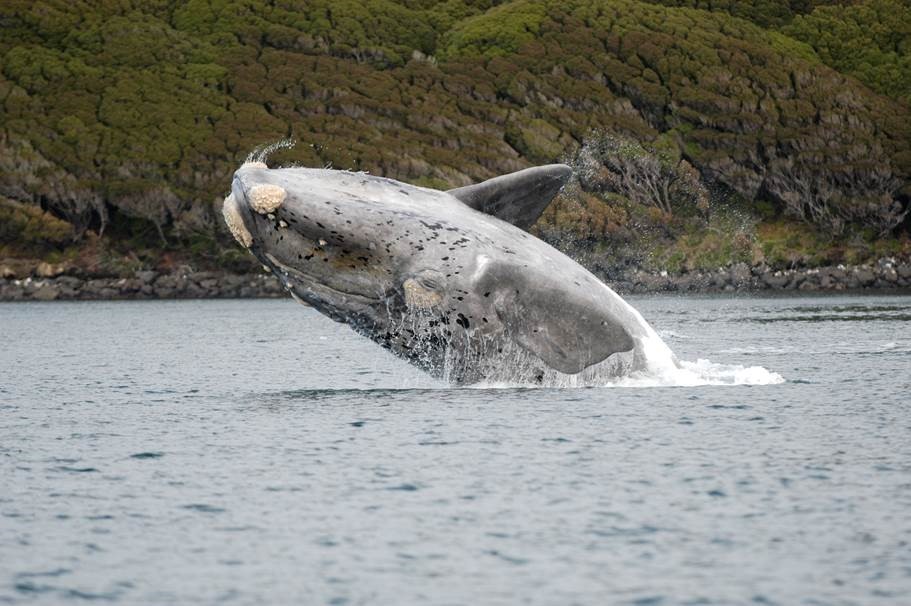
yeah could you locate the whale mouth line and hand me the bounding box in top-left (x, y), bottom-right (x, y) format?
top-left (261, 253), bottom-right (391, 305)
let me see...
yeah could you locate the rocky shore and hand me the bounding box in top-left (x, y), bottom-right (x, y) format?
top-left (612, 257), bottom-right (911, 294)
top-left (0, 269), bottom-right (285, 301)
top-left (1, 258), bottom-right (910, 302)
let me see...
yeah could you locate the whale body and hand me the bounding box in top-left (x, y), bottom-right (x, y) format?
top-left (223, 162), bottom-right (677, 385)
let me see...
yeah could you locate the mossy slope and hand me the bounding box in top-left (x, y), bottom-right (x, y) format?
top-left (1, 0), bottom-right (908, 273)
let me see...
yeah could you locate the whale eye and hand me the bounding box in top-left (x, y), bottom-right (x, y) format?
top-left (403, 278), bottom-right (441, 309)
top-left (419, 276), bottom-right (440, 290)
top-left (412, 268), bottom-right (445, 291)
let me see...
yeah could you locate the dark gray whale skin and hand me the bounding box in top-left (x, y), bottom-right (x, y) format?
top-left (223, 162), bottom-right (674, 385)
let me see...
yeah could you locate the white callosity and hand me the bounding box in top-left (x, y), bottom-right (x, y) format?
top-left (222, 193), bottom-right (252, 248)
top-left (248, 183), bottom-right (287, 214)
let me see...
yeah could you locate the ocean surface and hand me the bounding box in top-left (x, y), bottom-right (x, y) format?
top-left (1, 294), bottom-right (910, 605)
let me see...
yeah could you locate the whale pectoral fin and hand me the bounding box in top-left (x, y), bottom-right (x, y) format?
top-left (447, 164), bottom-right (572, 230)
top-left (493, 282), bottom-right (635, 375)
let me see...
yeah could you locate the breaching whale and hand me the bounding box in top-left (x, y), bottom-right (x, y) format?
top-left (223, 161), bottom-right (678, 385)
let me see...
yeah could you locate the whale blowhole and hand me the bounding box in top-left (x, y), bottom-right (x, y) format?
top-left (245, 138), bottom-right (296, 167)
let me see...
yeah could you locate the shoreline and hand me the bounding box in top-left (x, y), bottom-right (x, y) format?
top-left (611, 258), bottom-right (911, 294)
top-left (1, 258), bottom-right (910, 302)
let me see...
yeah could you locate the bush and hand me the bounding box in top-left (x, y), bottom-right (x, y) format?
top-left (783, 0), bottom-right (911, 104)
top-left (0, 0), bottom-right (908, 269)
top-left (574, 132), bottom-right (710, 217)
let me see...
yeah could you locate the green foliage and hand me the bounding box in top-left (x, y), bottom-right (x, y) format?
top-left (642, 1), bottom-right (816, 29)
top-left (0, 197), bottom-right (74, 256)
top-left (783, 0), bottom-right (911, 104)
top-left (574, 131), bottom-right (710, 216)
top-left (0, 0), bottom-right (909, 273)
top-left (438, 1), bottom-right (548, 59)
top-left (650, 217), bottom-right (757, 271)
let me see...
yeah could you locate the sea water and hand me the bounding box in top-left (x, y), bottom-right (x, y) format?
top-left (1, 294), bottom-right (909, 604)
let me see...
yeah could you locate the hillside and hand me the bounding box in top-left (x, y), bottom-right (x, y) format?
top-left (1, 0), bottom-right (909, 278)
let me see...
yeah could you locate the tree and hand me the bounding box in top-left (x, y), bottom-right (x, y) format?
top-left (574, 132), bottom-right (710, 217)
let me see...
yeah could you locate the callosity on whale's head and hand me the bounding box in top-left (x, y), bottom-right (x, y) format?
top-left (224, 160), bottom-right (675, 385)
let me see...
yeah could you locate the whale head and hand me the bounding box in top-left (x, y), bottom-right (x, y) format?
top-left (224, 162), bottom-right (481, 328)
top-left (226, 163), bottom-right (391, 304)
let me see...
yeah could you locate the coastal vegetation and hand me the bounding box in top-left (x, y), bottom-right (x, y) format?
top-left (1, 0), bottom-right (909, 278)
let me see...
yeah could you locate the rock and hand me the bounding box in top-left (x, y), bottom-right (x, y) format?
top-left (0, 265), bottom-right (16, 279)
top-left (853, 267), bottom-right (876, 287)
top-left (711, 272), bottom-right (729, 289)
top-left (730, 263), bottom-right (751, 286)
top-left (189, 271), bottom-right (218, 282)
top-left (262, 277), bottom-right (282, 293)
top-left (1, 284), bottom-right (25, 299)
top-left (32, 284), bottom-right (60, 301)
top-left (136, 270), bottom-right (158, 284)
top-left (119, 279), bottom-right (142, 293)
top-left (876, 257), bottom-right (896, 271)
top-left (36, 262), bottom-right (65, 278)
top-left (677, 273), bottom-right (708, 291)
top-left (185, 282), bottom-right (206, 298)
top-left (83, 279), bottom-right (109, 294)
top-left (222, 274), bottom-right (245, 289)
top-left (897, 264), bottom-right (911, 279)
top-left (803, 270), bottom-right (821, 285)
top-left (763, 272), bottom-right (789, 288)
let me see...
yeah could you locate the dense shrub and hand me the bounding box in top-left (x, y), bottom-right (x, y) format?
top-left (574, 132), bottom-right (710, 216)
top-left (0, 0), bottom-right (908, 263)
top-left (783, 0), bottom-right (911, 104)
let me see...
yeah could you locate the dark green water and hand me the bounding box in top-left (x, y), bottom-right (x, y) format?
top-left (1, 295), bottom-right (909, 604)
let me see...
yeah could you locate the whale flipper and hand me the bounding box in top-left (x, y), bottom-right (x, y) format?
top-left (492, 282), bottom-right (635, 374)
top-left (448, 164), bottom-right (571, 229)
top-left (475, 261), bottom-right (634, 374)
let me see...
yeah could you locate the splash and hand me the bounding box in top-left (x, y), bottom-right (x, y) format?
top-left (470, 302), bottom-right (784, 388)
top-left (604, 357), bottom-right (785, 388)
top-left (472, 355), bottom-right (784, 389)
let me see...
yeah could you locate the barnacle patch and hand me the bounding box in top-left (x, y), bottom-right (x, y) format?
top-left (222, 193), bottom-right (252, 247)
top-left (249, 184), bottom-right (287, 214)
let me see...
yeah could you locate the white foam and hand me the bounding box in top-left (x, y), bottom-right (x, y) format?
top-left (606, 358), bottom-right (785, 388)
top-left (657, 329), bottom-right (690, 340)
top-left (470, 329), bottom-right (784, 389)
top-left (472, 358), bottom-right (784, 389)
